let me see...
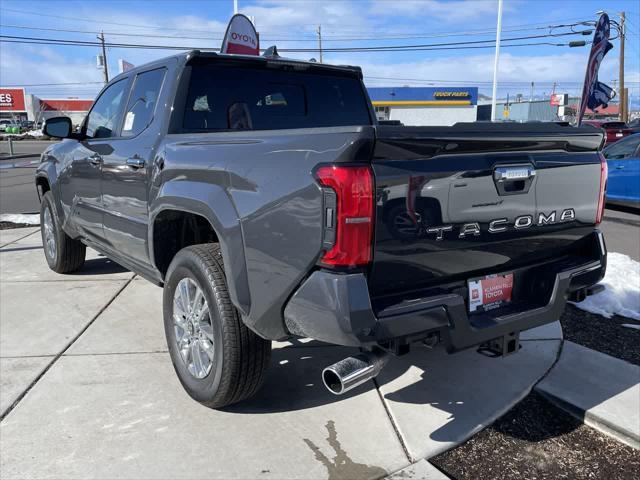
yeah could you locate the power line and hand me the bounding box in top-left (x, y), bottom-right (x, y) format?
top-left (0, 19), bottom-right (596, 42)
top-left (0, 7), bottom-right (598, 41)
top-left (0, 29), bottom-right (590, 53)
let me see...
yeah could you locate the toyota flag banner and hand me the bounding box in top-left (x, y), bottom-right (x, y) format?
top-left (577, 13), bottom-right (615, 125)
top-left (221, 14), bottom-right (259, 56)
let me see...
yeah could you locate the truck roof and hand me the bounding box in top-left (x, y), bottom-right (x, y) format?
top-left (110, 49), bottom-right (363, 83)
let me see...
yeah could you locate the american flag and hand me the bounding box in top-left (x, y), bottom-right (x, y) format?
top-left (577, 13), bottom-right (615, 125)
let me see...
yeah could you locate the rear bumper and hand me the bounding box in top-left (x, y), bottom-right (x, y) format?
top-left (283, 230), bottom-right (607, 352)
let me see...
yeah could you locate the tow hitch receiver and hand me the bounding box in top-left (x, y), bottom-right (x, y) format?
top-left (477, 331), bottom-right (520, 358)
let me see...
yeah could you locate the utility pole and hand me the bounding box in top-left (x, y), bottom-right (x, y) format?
top-left (317, 25), bottom-right (323, 63)
top-left (490, 0), bottom-right (503, 121)
top-left (618, 12), bottom-right (626, 122)
top-left (551, 81), bottom-right (557, 95)
top-left (98, 31), bottom-right (109, 84)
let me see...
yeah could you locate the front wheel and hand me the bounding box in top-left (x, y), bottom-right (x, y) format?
top-left (40, 191), bottom-right (86, 273)
top-left (163, 244), bottom-right (271, 408)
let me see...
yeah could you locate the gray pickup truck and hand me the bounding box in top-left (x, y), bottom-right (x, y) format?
top-left (37, 51), bottom-right (607, 408)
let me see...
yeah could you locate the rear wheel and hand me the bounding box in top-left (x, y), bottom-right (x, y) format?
top-left (40, 191), bottom-right (86, 273)
top-left (163, 244), bottom-right (271, 408)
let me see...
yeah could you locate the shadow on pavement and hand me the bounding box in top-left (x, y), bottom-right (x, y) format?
top-left (223, 346), bottom-right (409, 414)
top-left (70, 256), bottom-right (130, 276)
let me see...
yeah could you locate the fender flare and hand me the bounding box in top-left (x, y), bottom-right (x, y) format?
top-left (149, 180), bottom-right (251, 316)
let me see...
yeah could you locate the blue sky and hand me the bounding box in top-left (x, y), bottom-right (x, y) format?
top-left (0, 0), bottom-right (638, 105)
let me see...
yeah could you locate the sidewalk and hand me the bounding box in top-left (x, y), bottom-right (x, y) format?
top-left (536, 341), bottom-right (640, 449)
top-left (0, 227), bottom-right (562, 479)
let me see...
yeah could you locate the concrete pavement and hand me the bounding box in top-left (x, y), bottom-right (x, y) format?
top-left (0, 227), bottom-right (564, 479)
top-left (536, 341), bottom-right (640, 449)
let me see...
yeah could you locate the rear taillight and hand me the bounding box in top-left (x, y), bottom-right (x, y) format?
top-left (315, 165), bottom-right (374, 268)
top-left (596, 152), bottom-right (608, 224)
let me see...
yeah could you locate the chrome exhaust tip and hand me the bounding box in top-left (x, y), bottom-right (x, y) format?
top-left (322, 350), bottom-right (389, 395)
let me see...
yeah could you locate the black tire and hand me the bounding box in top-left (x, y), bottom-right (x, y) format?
top-left (163, 243), bottom-right (271, 408)
top-left (40, 191), bottom-right (86, 273)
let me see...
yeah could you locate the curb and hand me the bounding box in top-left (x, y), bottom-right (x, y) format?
top-left (534, 341), bottom-right (640, 450)
top-left (537, 389), bottom-right (640, 450)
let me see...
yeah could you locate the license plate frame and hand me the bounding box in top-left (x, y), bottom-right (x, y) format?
top-left (468, 272), bottom-right (514, 313)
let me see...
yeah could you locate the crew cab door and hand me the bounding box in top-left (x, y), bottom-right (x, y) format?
top-left (67, 78), bottom-right (129, 241)
top-left (101, 67), bottom-right (167, 265)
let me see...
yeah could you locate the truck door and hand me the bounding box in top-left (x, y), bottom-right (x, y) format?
top-left (68, 78), bottom-right (129, 242)
top-left (101, 67), bottom-right (167, 265)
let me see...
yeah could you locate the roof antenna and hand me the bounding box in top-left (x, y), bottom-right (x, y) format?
top-left (263, 45), bottom-right (280, 57)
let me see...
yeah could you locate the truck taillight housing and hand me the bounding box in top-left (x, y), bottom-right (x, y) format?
top-left (596, 152), bottom-right (608, 224)
top-left (316, 165), bottom-right (374, 268)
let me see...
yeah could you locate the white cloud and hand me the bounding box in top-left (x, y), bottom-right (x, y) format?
top-left (369, 0), bottom-right (509, 23)
top-left (331, 51), bottom-right (621, 96)
top-left (0, 45), bottom-right (103, 97)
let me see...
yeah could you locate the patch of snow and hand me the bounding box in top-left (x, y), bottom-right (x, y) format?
top-left (0, 213), bottom-right (40, 225)
top-left (622, 324), bottom-right (640, 331)
top-left (573, 252), bottom-right (640, 321)
top-left (25, 129), bottom-right (44, 137)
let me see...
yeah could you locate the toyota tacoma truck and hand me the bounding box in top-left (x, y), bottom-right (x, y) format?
top-left (36, 50), bottom-right (607, 407)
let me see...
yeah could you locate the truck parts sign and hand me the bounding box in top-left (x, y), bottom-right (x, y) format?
top-left (0, 88), bottom-right (26, 111)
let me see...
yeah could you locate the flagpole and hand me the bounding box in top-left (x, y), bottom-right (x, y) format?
top-left (490, 0), bottom-right (503, 122)
top-left (233, 0), bottom-right (238, 14)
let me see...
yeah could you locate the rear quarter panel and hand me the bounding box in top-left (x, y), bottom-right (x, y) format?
top-left (153, 126), bottom-right (374, 339)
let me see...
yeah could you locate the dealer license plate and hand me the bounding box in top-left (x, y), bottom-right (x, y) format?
top-left (468, 273), bottom-right (514, 313)
top-left (616, 132), bottom-right (623, 137)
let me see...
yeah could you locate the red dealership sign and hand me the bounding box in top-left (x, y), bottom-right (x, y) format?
top-left (0, 88), bottom-right (26, 111)
top-left (221, 14), bottom-right (259, 55)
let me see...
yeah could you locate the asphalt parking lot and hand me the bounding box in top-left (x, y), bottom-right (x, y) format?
top-left (0, 227), bottom-right (569, 479)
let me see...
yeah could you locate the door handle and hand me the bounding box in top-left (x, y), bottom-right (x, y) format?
top-left (87, 153), bottom-right (102, 165)
top-left (126, 157), bottom-right (146, 168)
top-left (616, 165), bottom-right (625, 170)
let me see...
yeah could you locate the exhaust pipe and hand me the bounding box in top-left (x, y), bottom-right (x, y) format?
top-left (322, 350), bottom-right (389, 395)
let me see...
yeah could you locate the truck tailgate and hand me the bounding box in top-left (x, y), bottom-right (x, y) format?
top-left (369, 123), bottom-right (605, 298)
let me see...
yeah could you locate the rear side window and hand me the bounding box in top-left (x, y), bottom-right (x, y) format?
top-left (122, 68), bottom-right (166, 137)
top-left (603, 122), bottom-right (627, 129)
top-left (182, 65), bottom-right (371, 131)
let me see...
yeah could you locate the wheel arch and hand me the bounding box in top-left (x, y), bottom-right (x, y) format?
top-left (150, 184), bottom-right (251, 316)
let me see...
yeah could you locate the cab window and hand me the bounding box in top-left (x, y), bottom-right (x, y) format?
top-left (121, 68), bottom-right (166, 137)
top-left (85, 79), bottom-right (128, 139)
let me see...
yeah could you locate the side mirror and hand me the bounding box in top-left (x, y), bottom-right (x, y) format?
top-left (43, 116), bottom-right (73, 139)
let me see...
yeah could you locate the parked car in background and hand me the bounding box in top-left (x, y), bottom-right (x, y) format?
top-left (20, 120), bottom-right (35, 130)
top-left (583, 120), bottom-right (632, 144)
top-left (602, 133), bottom-right (640, 208)
top-left (0, 119), bottom-right (11, 132)
top-left (628, 118), bottom-right (640, 134)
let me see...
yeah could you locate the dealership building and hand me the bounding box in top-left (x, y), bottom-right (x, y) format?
top-left (367, 87), bottom-right (479, 126)
top-left (0, 87), bottom-right (93, 126)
